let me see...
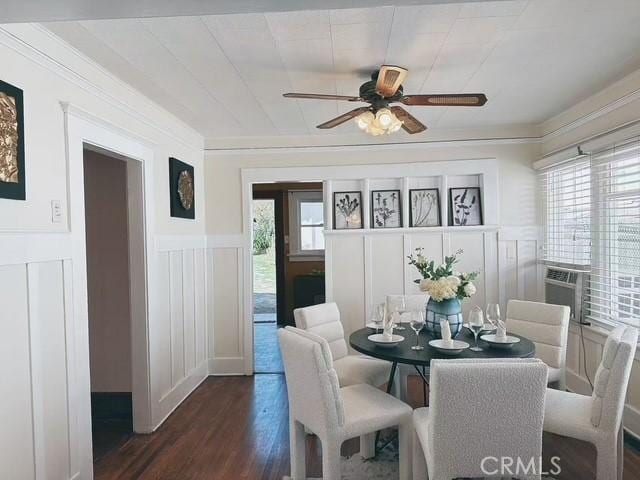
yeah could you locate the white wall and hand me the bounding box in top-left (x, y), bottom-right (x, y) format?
top-left (0, 24), bottom-right (208, 479)
top-left (204, 143), bottom-right (542, 373)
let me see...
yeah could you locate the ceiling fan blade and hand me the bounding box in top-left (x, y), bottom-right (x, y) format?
top-left (375, 65), bottom-right (408, 97)
top-left (390, 106), bottom-right (427, 134)
top-left (316, 107), bottom-right (371, 129)
top-left (400, 93), bottom-right (487, 107)
top-left (283, 93), bottom-right (362, 101)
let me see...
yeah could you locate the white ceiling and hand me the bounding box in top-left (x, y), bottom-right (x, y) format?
top-left (43, 0), bottom-right (640, 145)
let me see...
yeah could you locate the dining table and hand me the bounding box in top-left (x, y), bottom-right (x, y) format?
top-left (350, 323), bottom-right (536, 453)
top-left (349, 323), bottom-right (536, 405)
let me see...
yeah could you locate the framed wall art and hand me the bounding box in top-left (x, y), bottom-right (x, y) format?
top-left (169, 157), bottom-right (195, 219)
top-left (371, 189), bottom-right (401, 228)
top-left (449, 187), bottom-right (483, 226)
top-left (333, 191), bottom-right (362, 229)
top-left (0, 80), bottom-right (25, 200)
top-left (409, 188), bottom-right (441, 227)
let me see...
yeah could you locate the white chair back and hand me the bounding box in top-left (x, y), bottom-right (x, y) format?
top-left (387, 294), bottom-right (428, 322)
top-left (427, 358), bottom-right (548, 479)
top-left (293, 302), bottom-right (348, 360)
top-left (278, 327), bottom-right (344, 437)
top-left (506, 300), bottom-right (570, 370)
top-left (590, 326), bottom-right (638, 432)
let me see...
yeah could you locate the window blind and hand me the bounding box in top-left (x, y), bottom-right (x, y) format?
top-left (586, 137), bottom-right (640, 328)
top-left (540, 158), bottom-right (591, 266)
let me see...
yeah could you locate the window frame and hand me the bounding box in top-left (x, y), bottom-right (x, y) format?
top-left (288, 190), bottom-right (325, 261)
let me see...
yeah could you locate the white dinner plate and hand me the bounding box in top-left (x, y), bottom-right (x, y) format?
top-left (480, 333), bottom-right (521, 349)
top-left (366, 322), bottom-right (384, 330)
top-left (368, 334), bottom-right (404, 348)
top-left (429, 339), bottom-right (470, 355)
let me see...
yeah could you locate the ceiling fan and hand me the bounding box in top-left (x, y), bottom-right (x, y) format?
top-left (283, 65), bottom-right (487, 135)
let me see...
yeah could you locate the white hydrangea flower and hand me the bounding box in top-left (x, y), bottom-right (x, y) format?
top-left (464, 282), bottom-right (477, 297)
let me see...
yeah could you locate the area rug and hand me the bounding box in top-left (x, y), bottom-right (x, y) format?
top-left (283, 442), bottom-right (400, 480)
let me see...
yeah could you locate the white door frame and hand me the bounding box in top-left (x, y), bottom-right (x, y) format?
top-left (63, 103), bottom-right (155, 478)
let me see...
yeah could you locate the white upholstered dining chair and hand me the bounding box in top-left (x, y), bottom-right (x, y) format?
top-left (294, 302), bottom-right (393, 391)
top-left (543, 325), bottom-right (638, 480)
top-left (386, 294), bottom-right (429, 400)
top-left (506, 299), bottom-right (570, 389)
top-left (279, 327), bottom-right (413, 480)
top-left (413, 358), bottom-right (548, 480)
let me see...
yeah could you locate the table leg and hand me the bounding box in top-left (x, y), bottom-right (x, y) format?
top-left (422, 366), bottom-right (427, 406)
top-left (375, 362), bottom-right (398, 455)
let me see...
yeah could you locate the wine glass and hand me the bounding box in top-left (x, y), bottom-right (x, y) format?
top-left (371, 303), bottom-right (384, 333)
top-left (468, 306), bottom-right (484, 352)
top-left (486, 303), bottom-right (501, 326)
top-left (410, 310), bottom-right (425, 350)
top-left (394, 297), bottom-right (407, 331)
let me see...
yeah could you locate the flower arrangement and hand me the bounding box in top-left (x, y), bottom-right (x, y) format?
top-left (407, 248), bottom-right (478, 302)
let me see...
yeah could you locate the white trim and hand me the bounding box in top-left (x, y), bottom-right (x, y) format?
top-left (208, 357), bottom-right (245, 376)
top-left (0, 24), bottom-right (202, 151)
top-left (534, 119), bottom-right (640, 170)
top-left (64, 105), bottom-right (156, 478)
top-left (543, 86), bottom-right (640, 143)
top-left (207, 234), bottom-right (246, 249)
top-left (0, 233), bottom-right (72, 265)
top-left (155, 234), bottom-right (207, 252)
top-left (324, 225), bottom-right (500, 236)
top-left (205, 136), bottom-right (538, 154)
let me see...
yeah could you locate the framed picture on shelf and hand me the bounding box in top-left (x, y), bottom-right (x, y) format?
top-left (371, 189), bottom-right (402, 228)
top-left (169, 157), bottom-right (195, 219)
top-left (333, 191), bottom-right (362, 229)
top-left (0, 79), bottom-right (25, 200)
top-left (449, 187), bottom-right (482, 226)
top-left (409, 188), bottom-right (441, 227)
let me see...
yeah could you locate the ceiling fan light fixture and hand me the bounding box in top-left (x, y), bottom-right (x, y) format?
top-left (355, 111), bottom-right (374, 130)
top-left (375, 108), bottom-right (394, 128)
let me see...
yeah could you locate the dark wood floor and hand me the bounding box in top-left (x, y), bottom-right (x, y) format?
top-left (94, 375), bottom-right (640, 479)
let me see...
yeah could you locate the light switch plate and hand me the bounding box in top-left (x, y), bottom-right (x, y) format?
top-left (51, 200), bottom-right (63, 223)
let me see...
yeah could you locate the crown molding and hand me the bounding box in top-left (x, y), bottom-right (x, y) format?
top-left (0, 24), bottom-right (203, 151)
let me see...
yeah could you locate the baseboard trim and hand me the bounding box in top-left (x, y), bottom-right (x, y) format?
top-left (566, 368), bottom-right (640, 439)
top-left (208, 357), bottom-right (246, 376)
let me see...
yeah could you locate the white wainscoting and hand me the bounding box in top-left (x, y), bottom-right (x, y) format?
top-left (153, 236), bottom-right (209, 425)
top-left (566, 322), bottom-right (640, 439)
top-left (325, 226), bottom-right (543, 344)
top-left (207, 234), bottom-right (246, 376)
top-left (0, 234), bottom-right (74, 480)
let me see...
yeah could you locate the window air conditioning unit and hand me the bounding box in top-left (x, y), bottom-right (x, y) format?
top-left (544, 266), bottom-right (588, 323)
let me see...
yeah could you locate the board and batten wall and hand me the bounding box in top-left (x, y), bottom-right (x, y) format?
top-left (0, 24), bottom-right (208, 480)
top-left (204, 143), bottom-right (542, 374)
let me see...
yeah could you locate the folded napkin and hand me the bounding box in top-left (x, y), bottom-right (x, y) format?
top-left (440, 320), bottom-right (453, 346)
top-left (496, 319), bottom-right (507, 339)
top-left (383, 305), bottom-right (395, 340)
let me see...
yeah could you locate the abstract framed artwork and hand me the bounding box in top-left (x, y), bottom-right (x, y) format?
top-left (169, 157), bottom-right (195, 219)
top-left (449, 187), bottom-right (483, 226)
top-left (0, 79), bottom-right (25, 200)
top-left (409, 188), bottom-right (441, 227)
top-left (371, 189), bottom-right (402, 228)
top-left (333, 191), bottom-right (362, 229)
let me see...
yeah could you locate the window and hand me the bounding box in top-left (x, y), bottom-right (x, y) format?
top-left (588, 138), bottom-right (640, 327)
top-left (540, 158), bottom-right (591, 266)
top-left (289, 191), bottom-right (324, 260)
top-left (540, 136), bottom-right (640, 328)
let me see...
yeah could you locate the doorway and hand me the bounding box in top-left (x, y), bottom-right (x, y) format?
top-left (83, 147), bottom-right (142, 461)
top-left (251, 183), bottom-right (326, 374)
